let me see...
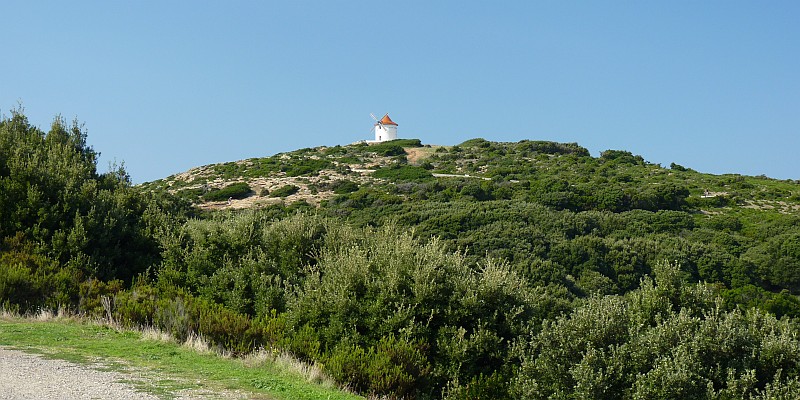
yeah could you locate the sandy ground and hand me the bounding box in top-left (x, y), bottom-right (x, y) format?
top-left (404, 146), bottom-right (440, 164)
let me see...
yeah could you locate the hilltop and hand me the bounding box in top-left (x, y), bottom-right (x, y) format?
top-left (141, 139), bottom-right (436, 210)
top-left (141, 137), bottom-right (800, 215)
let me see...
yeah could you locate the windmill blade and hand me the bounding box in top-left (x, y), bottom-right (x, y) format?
top-left (373, 113), bottom-right (385, 129)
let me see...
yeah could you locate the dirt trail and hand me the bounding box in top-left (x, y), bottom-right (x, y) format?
top-left (0, 347), bottom-right (157, 400)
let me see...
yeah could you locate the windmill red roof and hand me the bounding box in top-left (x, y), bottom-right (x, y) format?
top-left (379, 114), bottom-right (398, 126)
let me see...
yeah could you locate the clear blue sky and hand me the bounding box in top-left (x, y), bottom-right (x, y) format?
top-left (2, 1), bottom-right (798, 183)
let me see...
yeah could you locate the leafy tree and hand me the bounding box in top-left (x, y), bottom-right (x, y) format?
top-left (0, 110), bottom-right (163, 283)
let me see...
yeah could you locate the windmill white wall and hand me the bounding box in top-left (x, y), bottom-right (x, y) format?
top-left (369, 114), bottom-right (398, 143)
top-left (374, 123), bottom-right (398, 142)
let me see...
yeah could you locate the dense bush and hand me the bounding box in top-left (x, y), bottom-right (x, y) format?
top-left (270, 184), bottom-right (299, 198)
top-left (516, 140), bottom-right (590, 156)
top-left (376, 144), bottom-right (407, 156)
top-left (376, 138), bottom-right (423, 148)
top-left (329, 179), bottom-right (359, 194)
top-left (0, 234), bottom-right (82, 312)
top-left (355, 139), bottom-right (423, 158)
top-left (670, 162), bottom-right (688, 171)
top-left (327, 188), bottom-right (404, 211)
top-left (202, 182), bottom-right (252, 201)
top-left (286, 222), bottom-right (561, 397)
top-left (513, 262), bottom-right (800, 398)
top-left (283, 158), bottom-right (331, 177)
top-left (600, 149), bottom-right (646, 165)
top-left (111, 283), bottom-right (286, 355)
top-left (147, 212), bottom-right (571, 397)
top-left (372, 164), bottom-right (433, 181)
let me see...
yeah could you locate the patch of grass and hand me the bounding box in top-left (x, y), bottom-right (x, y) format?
top-left (0, 317), bottom-right (361, 400)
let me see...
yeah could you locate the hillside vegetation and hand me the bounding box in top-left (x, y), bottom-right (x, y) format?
top-left (3, 110), bottom-right (800, 399)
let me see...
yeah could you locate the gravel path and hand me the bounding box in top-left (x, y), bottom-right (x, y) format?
top-left (0, 346), bottom-right (158, 400)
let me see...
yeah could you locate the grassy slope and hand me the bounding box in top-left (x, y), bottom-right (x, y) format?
top-left (0, 317), bottom-right (362, 400)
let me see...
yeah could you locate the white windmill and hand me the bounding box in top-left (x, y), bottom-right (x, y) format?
top-left (369, 113), bottom-right (398, 143)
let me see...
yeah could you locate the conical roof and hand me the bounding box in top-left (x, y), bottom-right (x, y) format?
top-left (378, 114), bottom-right (398, 126)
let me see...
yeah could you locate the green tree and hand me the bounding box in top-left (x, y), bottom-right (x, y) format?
top-left (0, 110), bottom-right (167, 286)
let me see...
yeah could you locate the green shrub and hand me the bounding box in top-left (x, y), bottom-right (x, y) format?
top-left (372, 165), bottom-right (432, 181)
top-left (363, 139), bottom-right (422, 157)
top-left (78, 278), bottom-right (124, 317)
top-left (513, 262), bottom-right (800, 398)
top-left (323, 145), bottom-right (347, 156)
top-left (376, 144), bottom-right (406, 156)
top-left (283, 159), bottom-right (331, 177)
top-left (600, 149), bottom-right (645, 165)
top-left (113, 286), bottom-right (263, 355)
top-left (202, 182), bottom-right (252, 201)
top-left (444, 372), bottom-right (511, 400)
top-left (331, 180), bottom-right (359, 194)
top-left (154, 296), bottom-right (194, 342)
top-left (286, 223), bottom-right (541, 397)
top-left (270, 184), bottom-right (299, 198)
top-left (459, 138), bottom-right (492, 148)
top-left (0, 263), bottom-right (39, 311)
top-left (670, 162), bottom-right (688, 171)
top-left (391, 138), bottom-right (423, 147)
top-left (0, 112), bottom-right (164, 283)
top-left (249, 310), bottom-right (289, 349)
top-left (112, 285), bottom-right (159, 327)
top-left (515, 140), bottom-right (590, 156)
top-left (175, 187), bottom-right (205, 201)
top-left (195, 298), bottom-right (255, 354)
top-left (0, 234), bottom-right (82, 312)
top-left (284, 324), bottom-right (322, 361)
top-left (323, 335), bottom-right (429, 397)
top-left (687, 194), bottom-right (736, 209)
top-left (324, 342), bottom-right (372, 392)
